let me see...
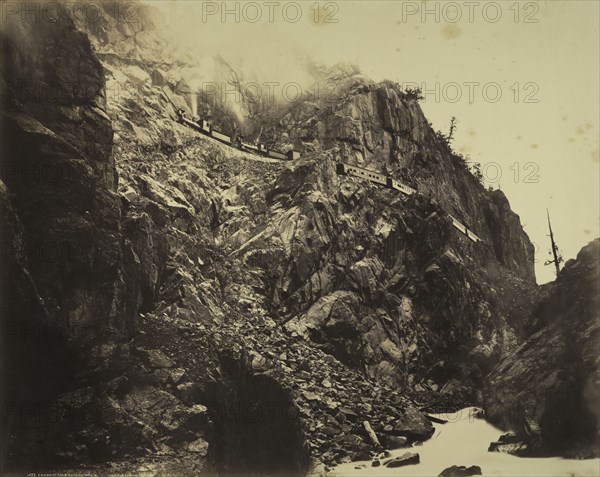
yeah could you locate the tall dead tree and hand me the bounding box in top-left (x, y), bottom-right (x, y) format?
top-left (544, 209), bottom-right (563, 276)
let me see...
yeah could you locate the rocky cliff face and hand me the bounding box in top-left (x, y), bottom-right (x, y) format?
top-left (1, 5), bottom-right (193, 472)
top-left (1, 4), bottom-right (127, 359)
top-left (278, 74), bottom-right (535, 284)
top-left (484, 239), bottom-right (600, 458)
top-left (1, 6), bottom-right (123, 466)
top-left (2, 1), bottom-right (585, 475)
top-left (70, 0), bottom-right (539, 396)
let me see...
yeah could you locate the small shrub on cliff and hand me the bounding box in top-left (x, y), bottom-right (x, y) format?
top-left (403, 87), bottom-right (424, 102)
top-left (468, 161), bottom-right (485, 184)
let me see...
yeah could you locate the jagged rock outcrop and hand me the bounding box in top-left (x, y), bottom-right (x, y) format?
top-left (484, 239), bottom-right (600, 458)
top-left (227, 153), bottom-right (524, 401)
top-left (484, 189), bottom-right (535, 283)
top-left (280, 78), bottom-right (535, 285)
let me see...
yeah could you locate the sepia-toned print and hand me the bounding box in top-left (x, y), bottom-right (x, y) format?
top-left (1, 2), bottom-right (598, 476)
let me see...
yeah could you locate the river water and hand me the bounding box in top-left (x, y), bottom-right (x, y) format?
top-left (331, 407), bottom-right (600, 477)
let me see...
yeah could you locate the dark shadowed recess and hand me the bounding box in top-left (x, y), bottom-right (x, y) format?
top-left (204, 350), bottom-right (310, 477)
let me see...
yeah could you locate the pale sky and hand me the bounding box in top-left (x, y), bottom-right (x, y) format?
top-left (146, 0), bottom-right (600, 284)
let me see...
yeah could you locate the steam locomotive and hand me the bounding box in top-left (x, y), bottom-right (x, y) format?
top-left (176, 109), bottom-right (300, 161)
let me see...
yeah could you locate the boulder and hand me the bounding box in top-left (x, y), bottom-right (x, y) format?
top-left (384, 452), bottom-right (420, 467)
top-left (386, 435), bottom-right (408, 449)
top-left (151, 68), bottom-right (168, 86)
top-left (159, 404), bottom-right (208, 436)
top-left (392, 405), bottom-right (435, 440)
top-left (438, 465), bottom-right (482, 477)
top-left (154, 367), bottom-right (186, 385)
top-left (186, 438), bottom-right (209, 456)
top-left (303, 391), bottom-right (320, 401)
top-left (488, 441), bottom-right (529, 455)
top-left (177, 382), bottom-right (204, 406)
top-left (137, 349), bottom-right (176, 369)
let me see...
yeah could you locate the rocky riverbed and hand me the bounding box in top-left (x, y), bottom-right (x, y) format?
top-left (331, 408), bottom-right (600, 477)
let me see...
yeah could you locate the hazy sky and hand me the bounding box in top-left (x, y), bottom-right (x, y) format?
top-left (149, 0), bottom-right (599, 284)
